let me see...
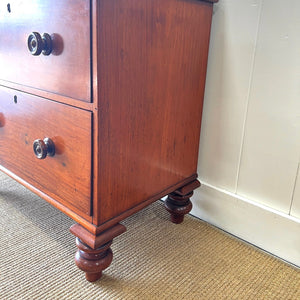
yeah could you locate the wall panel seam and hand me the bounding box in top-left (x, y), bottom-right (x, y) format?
top-left (235, 0), bottom-right (264, 193)
top-left (289, 162), bottom-right (300, 215)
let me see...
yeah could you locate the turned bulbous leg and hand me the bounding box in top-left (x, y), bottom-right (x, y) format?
top-left (165, 191), bottom-right (193, 224)
top-left (165, 179), bottom-right (200, 224)
top-left (74, 238), bottom-right (113, 282)
top-left (70, 223), bottom-right (126, 282)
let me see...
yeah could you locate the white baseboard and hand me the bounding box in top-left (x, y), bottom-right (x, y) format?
top-left (191, 181), bottom-right (300, 267)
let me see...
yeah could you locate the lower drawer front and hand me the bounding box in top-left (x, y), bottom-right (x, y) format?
top-left (0, 86), bottom-right (92, 215)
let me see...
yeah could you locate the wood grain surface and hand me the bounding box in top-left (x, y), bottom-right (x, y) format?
top-left (0, 86), bottom-right (92, 214)
top-left (95, 0), bottom-right (213, 223)
top-left (0, 0), bottom-right (91, 102)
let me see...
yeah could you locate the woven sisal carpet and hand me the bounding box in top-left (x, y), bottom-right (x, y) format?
top-left (0, 172), bottom-right (299, 300)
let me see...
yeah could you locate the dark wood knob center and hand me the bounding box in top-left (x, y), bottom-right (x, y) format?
top-left (27, 32), bottom-right (53, 56)
top-left (33, 138), bottom-right (55, 159)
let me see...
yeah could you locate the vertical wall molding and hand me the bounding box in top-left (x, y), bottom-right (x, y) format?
top-left (198, 0), bottom-right (263, 192)
top-left (290, 162), bottom-right (300, 215)
top-left (235, 0), bottom-right (263, 193)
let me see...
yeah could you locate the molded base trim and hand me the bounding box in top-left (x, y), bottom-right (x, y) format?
top-left (191, 181), bottom-right (300, 267)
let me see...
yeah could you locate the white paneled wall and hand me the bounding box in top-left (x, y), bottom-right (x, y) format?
top-left (237, 0), bottom-right (300, 213)
top-left (193, 0), bottom-right (300, 266)
top-left (291, 166), bottom-right (300, 218)
top-left (198, 0), bottom-right (262, 191)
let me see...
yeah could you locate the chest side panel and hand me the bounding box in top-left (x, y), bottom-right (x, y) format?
top-left (96, 0), bottom-right (213, 223)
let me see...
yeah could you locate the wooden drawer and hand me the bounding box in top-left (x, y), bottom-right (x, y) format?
top-left (0, 87), bottom-right (92, 215)
top-left (0, 0), bottom-right (90, 102)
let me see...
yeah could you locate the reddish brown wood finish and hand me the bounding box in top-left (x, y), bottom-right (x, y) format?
top-left (75, 239), bottom-right (113, 282)
top-left (70, 223), bottom-right (126, 281)
top-left (0, 0), bottom-right (91, 102)
top-left (0, 0), bottom-right (217, 282)
top-left (0, 80), bottom-right (94, 111)
top-left (0, 86), bottom-right (92, 215)
top-left (165, 179), bottom-right (201, 224)
top-left (95, 0), bottom-right (214, 224)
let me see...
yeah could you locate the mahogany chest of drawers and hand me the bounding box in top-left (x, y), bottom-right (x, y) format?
top-left (0, 0), bottom-right (217, 281)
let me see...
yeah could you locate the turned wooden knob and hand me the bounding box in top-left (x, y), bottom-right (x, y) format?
top-left (33, 138), bottom-right (55, 159)
top-left (27, 32), bottom-right (53, 56)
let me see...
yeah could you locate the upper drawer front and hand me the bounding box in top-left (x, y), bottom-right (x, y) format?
top-left (0, 1), bottom-right (91, 102)
top-left (0, 86), bottom-right (92, 215)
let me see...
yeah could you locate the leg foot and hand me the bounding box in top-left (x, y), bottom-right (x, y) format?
top-left (165, 179), bottom-right (200, 224)
top-left (75, 238), bottom-right (113, 282)
top-left (70, 223), bottom-right (126, 282)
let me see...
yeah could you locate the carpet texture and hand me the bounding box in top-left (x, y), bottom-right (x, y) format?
top-left (0, 172), bottom-right (299, 299)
